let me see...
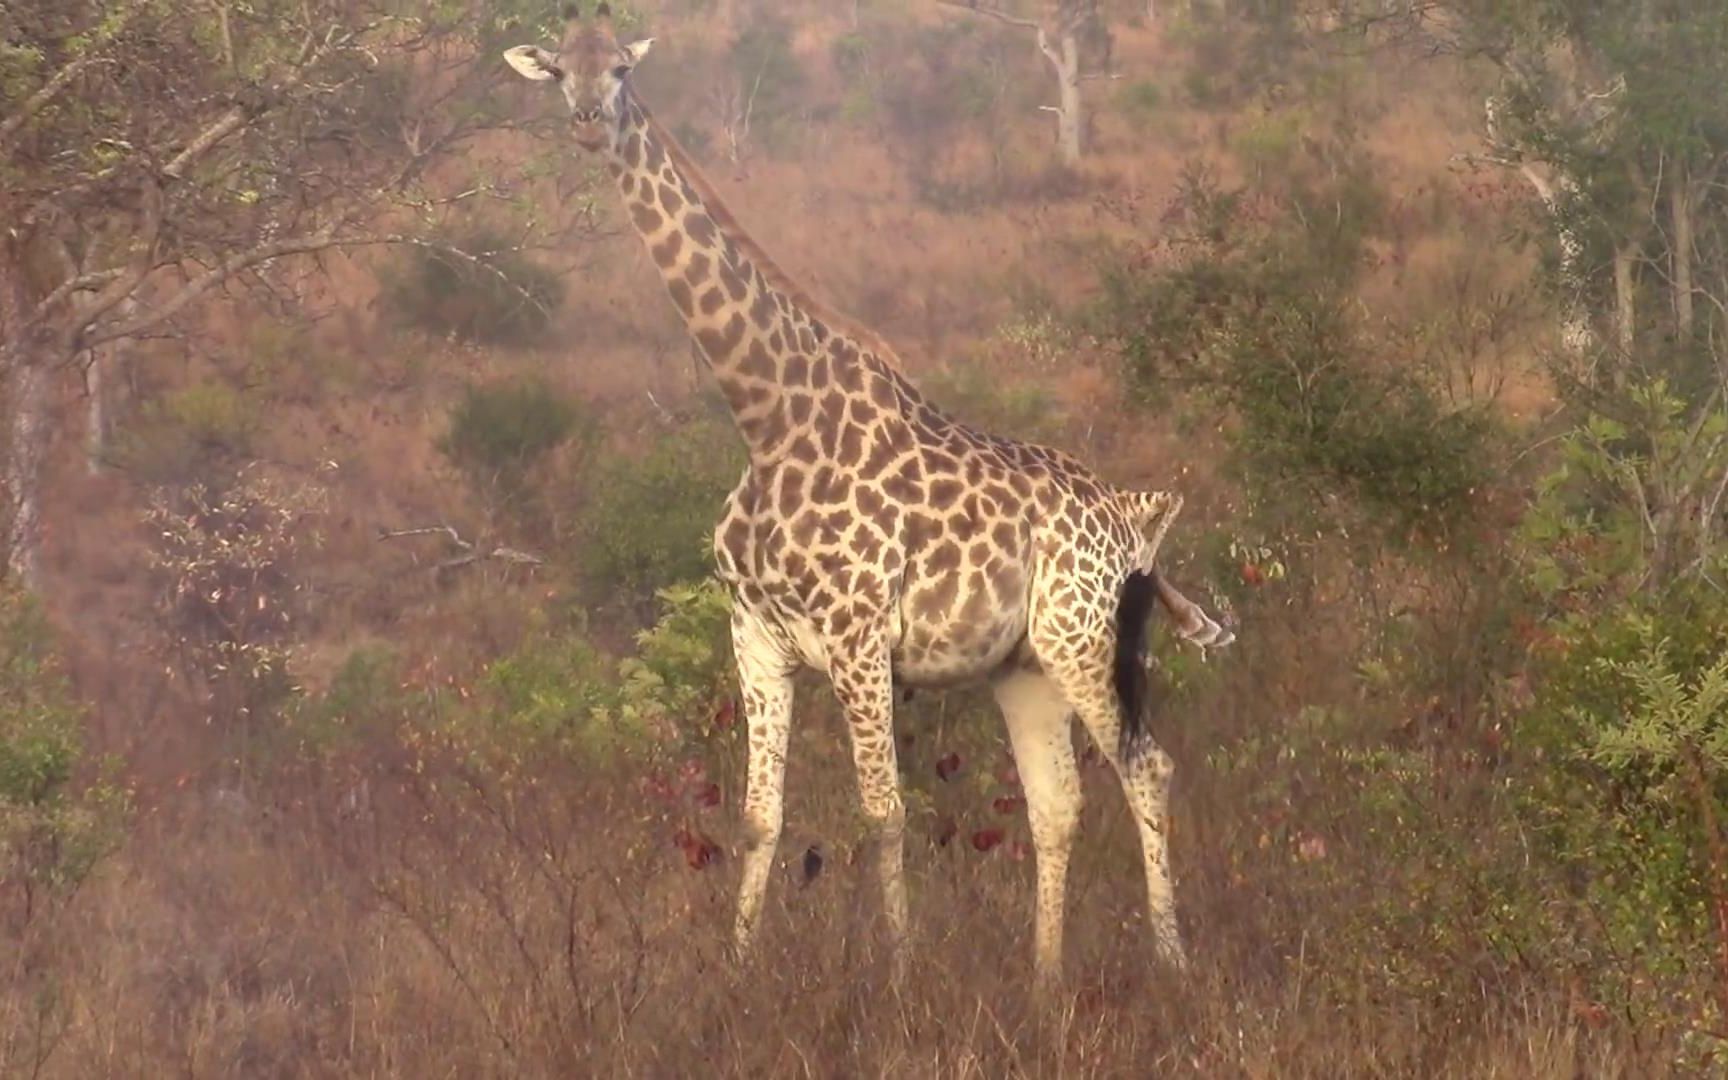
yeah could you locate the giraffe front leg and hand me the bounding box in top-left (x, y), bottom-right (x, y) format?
top-left (731, 607), bottom-right (797, 961)
top-left (827, 633), bottom-right (909, 974)
top-left (991, 667), bottom-right (1082, 996)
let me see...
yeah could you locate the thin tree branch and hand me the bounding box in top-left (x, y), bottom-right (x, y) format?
top-left (934, 0), bottom-right (1040, 31)
top-left (0, 58), bottom-right (116, 151)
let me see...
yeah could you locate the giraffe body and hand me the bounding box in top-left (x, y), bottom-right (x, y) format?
top-left (505, 8), bottom-right (1232, 989)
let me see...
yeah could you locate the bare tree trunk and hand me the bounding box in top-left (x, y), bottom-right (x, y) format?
top-left (937, 2), bottom-right (1092, 166)
top-left (3, 352), bottom-right (48, 588)
top-left (0, 230), bottom-right (46, 589)
top-left (85, 344), bottom-right (107, 475)
top-left (1672, 169), bottom-right (1695, 341)
top-left (1054, 29), bottom-right (1084, 165)
top-left (1513, 162), bottom-right (1594, 355)
top-left (1613, 238), bottom-right (1637, 364)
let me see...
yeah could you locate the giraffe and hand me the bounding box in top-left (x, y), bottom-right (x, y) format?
top-left (504, 5), bottom-right (1233, 988)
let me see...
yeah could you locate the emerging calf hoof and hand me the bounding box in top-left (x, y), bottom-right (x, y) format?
top-left (1179, 612), bottom-right (1235, 651)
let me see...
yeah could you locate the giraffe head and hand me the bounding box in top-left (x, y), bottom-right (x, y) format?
top-left (503, 3), bottom-right (654, 153)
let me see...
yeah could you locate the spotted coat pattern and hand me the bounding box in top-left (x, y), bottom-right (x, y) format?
top-left (505, 12), bottom-right (1233, 988)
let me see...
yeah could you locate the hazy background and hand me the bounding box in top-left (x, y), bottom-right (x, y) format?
top-left (3, 1), bottom-right (1726, 1074)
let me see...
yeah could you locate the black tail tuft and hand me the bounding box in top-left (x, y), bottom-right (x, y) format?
top-left (1113, 570), bottom-right (1158, 759)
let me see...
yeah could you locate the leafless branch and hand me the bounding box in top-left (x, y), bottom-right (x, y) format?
top-left (378, 524), bottom-right (545, 575)
top-left (0, 58), bottom-right (116, 151)
top-left (934, 0), bottom-right (1040, 32)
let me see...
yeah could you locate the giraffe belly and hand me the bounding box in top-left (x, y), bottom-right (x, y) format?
top-left (889, 600), bottom-right (1030, 688)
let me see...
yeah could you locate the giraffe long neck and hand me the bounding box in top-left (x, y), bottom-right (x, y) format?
top-left (605, 97), bottom-right (921, 464)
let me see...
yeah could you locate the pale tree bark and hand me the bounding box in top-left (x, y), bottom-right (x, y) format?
top-left (1673, 166), bottom-right (1695, 340)
top-left (1051, 25), bottom-right (1085, 164)
top-left (1613, 239), bottom-right (1638, 363)
top-left (1465, 97), bottom-right (1595, 356)
top-left (2, 355), bottom-right (49, 588)
top-left (937, 0), bottom-right (1101, 166)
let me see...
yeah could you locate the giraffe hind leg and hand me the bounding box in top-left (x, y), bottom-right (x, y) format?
top-left (1037, 636), bottom-right (1188, 969)
top-left (991, 666), bottom-right (1082, 994)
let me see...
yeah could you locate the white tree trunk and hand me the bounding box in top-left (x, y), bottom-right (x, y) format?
top-left (1672, 171), bottom-right (1695, 340)
top-left (85, 345), bottom-right (107, 475)
top-left (1055, 30), bottom-right (1084, 165)
top-left (1515, 163), bottom-right (1594, 356)
top-left (1613, 239), bottom-right (1637, 362)
top-left (4, 351), bottom-right (47, 588)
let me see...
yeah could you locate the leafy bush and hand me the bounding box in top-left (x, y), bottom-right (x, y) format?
top-left (382, 227), bottom-right (563, 347)
top-left (145, 466), bottom-right (326, 754)
top-left (115, 379), bottom-right (256, 481)
top-left (452, 579), bottom-right (734, 767)
top-left (440, 377), bottom-right (592, 506)
top-left (1117, 79), bottom-right (1165, 130)
top-left (580, 420), bottom-right (743, 600)
top-left (1098, 166), bottom-right (1489, 538)
top-left (289, 645), bottom-right (414, 756)
top-left (0, 590), bottom-right (129, 925)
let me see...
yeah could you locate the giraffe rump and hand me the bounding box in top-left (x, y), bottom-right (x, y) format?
top-left (1112, 570), bottom-right (1159, 759)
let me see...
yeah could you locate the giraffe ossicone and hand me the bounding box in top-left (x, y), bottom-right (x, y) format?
top-left (504, 5), bottom-right (1234, 988)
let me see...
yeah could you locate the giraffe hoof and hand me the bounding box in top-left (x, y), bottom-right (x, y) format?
top-left (1179, 615), bottom-right (1234, 650)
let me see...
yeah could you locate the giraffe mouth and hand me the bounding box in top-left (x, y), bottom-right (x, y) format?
top-left (572, 124), bottom-right (607, 151)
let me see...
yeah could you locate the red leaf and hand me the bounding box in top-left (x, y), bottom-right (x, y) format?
top-left (711, 697), bottom-right (736, 731)
top-left (992, 795), bottom-right (1025, 815)
top-left (678, 758), bottom-right (707, 784)
top-left (935, 752), bottom-right (962, 782)
top-left (1240, 561), bottom-right (1264, 586)
top-left (674, 827), bottom-right (720, 870)
top-left (1008, 841), bottom-right (1032, 862)
top-left (693, 782), bottom-right (722, 809)
top-left (970, 828), bottom-right (1004, 853)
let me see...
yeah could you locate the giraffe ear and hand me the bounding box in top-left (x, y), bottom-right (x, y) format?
top-left (624, 37), bottom-right (655, 64)
top-left (503, 45), bottom-right (562, 82)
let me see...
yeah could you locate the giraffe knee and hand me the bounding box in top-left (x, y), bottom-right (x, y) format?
top-left (860, 794), bottom-right (906, 838)
top-left (741, 807), bottom-right (783, 852)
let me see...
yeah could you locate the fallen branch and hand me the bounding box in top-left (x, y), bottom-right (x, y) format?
top-left (378, 524), bottom-right (545, 576)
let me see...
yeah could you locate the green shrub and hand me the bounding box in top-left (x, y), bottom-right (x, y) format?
top-left (382, 227), bottom-right (563, 346)
top-left (580, 420), bottom-right (743, 599)
top-left (451, 579), bottom-right (734, 768)
top-left (1117, 79), bottom-right (1165, 129)
top-left (114, 379), bottom-right (256, 480)
top-left (0, 590), bottom-right (129, 921)
top-left (289, 645), bottom-right (414, 756)
top-left (1097, 166), bottom-right (1487, 539)
top-left (440, 377), bottom-right (592, 504)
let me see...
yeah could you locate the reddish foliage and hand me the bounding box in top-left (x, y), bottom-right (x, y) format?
top-left (711, 697), bottom-right (736, 731)
top-left (992, 795), bottom-right (1025, 815)
top-left (673, 826), bottom-right (721, 870)
top-left (693, 782), bottom-right (722, 809)
top-left (970, 828), bottom-right (1004, 853)
top-left (935, 752), bottom-right (962, 781)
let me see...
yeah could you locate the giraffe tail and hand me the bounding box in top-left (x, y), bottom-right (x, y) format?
top-left (1112, 490), bottom-right (1183, 759)
top-left (1113, 569), bottom-right (1158, 761)
top-left (1121, 489), bottom-right (1183, 573)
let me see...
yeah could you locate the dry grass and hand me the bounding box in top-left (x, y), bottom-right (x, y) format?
top-left (5, 724), bottom-right (1659, 1080)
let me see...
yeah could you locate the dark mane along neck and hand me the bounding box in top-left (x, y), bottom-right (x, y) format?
top-left (605, 95), bottom-right (929, 465)
top-left (628, 98), bottom-right (905, 366)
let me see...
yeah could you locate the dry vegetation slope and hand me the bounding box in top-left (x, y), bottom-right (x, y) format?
top-left (5, 3), bottom-right (1700, 1077)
